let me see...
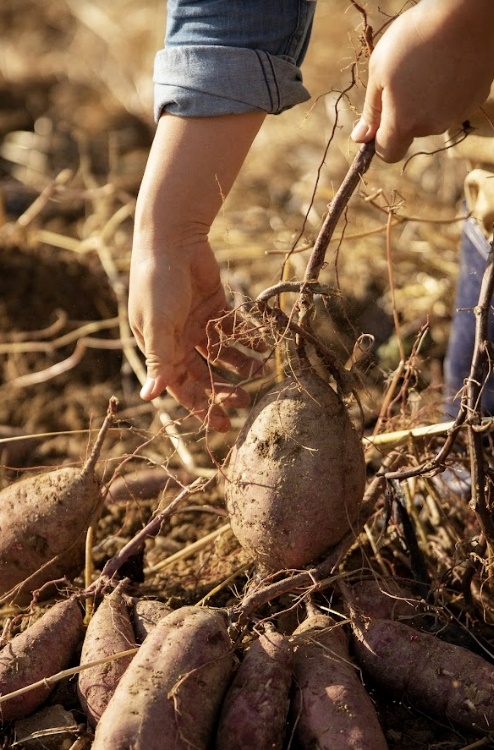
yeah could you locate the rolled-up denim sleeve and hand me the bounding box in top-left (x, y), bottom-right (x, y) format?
top-left (154, 0), bottom-right (316, 119)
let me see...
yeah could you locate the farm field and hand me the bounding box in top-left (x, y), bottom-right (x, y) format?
top-left (0, 2), bottom-right (492, 749)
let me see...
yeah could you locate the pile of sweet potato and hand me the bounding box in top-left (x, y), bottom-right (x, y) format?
top-left (2, 580), bottom-right (494, 749)
top-left (0, 384), bottom-right (493, 748)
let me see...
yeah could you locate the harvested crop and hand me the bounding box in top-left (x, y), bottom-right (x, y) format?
top-left (226, 370), bottom-right (366, 570)
top-left (91, 605), bottom-right (233, 750)
top-left (215, 629), bottom-right (293, 750)
top-left (0, 466), bottom-right (100, 600)
top-left (78, 586), bottom-right (137, 727)
top-left (0, 598), bottom-right (83, 724)
top-left (290, 613), bottom-right (388, 750)
top-left (0, 403), bottom-right (113, 601)
top-left (107, 467), bottom-right (176, 501)
top-left (348, 580), bottom-right (493, 659)
top-left (351, 614), bottom-right (494, 734)
top-left (349, 578), bottom-right (423, 622)
top-left (131, 598), bottom-right (172, 642)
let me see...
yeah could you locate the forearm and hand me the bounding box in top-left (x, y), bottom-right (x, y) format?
top-left (129, 0), bottom-right (316, 428)
top-left (129, 111), bottom-right (266, 426)
top-left (134, 111), bottom-right (265, 257)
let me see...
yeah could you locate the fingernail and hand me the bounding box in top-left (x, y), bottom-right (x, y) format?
top-left (140, 378), bottom-right (155, 400)
top-left (351, 120), bottom-right (371, 142)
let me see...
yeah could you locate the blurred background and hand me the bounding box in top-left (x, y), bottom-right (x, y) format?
top-left (0, 0), bottom-right (469, 449)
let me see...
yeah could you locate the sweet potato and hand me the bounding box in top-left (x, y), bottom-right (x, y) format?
top-left (78, 587), bottom-right (137, 727)
top-left (107, 467), bottom-right (173, 501)
top-left (0, 406), bottom-right (112, 601)
top-left (349, 578), bottom-right (423, 622)
top-left (107, 466), bottom-right (193, 502)
top-left (215, 629), bottom-right (293, 750)
top-left (0, 466), bottom-right (100, 598)
top-left (350, 580), bottom-right (494, 658)
top-left (0, 598), bottom-right (83, 723)
top-left (131, 598), bottom-right (172, 642)
top-left (290, 613), bottom-right (388, 750)
top-left (351, 614), bottom-right (494, 734)
top-left (91, 605), bottom-right (233, 750)
top-left (225, 371), bottom-right (366, 570)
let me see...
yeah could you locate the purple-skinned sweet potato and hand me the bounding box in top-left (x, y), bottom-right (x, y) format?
top-left (215, 629), bottom-right (293, 750)
top-left (225, 371), bottom-right (366, 571)
top-left (78, 587), bottom-right (137, 727)
top-left (0, 403), bottom-right (114, 602)
top-left (291, 613), bottom-right (388, 750)
top-left (351, 613), bottom-right (494, 734)
top-left (0, 598), bottom-right (83, 724)
top-left (0, 466), bottom-right (100, 601)
top-left (91, 605), bottom-right (233, 750)
top-left (349, 578), bottom-right (423, 621)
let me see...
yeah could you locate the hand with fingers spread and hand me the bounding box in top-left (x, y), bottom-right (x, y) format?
top-left (129, 238), bottom-right (262, 432)
top-left (351, 0), bottom-right (494, 162)
top-left (129, 111), bottom-right (266, 432)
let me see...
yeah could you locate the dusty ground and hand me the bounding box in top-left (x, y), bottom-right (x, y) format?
top-left (0, 1), bottom-right (493, 748)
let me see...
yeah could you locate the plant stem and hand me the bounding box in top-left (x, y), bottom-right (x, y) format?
top-left (303, 141), bottom-right (375, 283)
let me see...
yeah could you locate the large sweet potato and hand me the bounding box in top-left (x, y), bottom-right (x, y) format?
top-left (215, 629), bottom-right (293, 750)
top-left (352, 614), bottom-right (494, 733)
top-left (291, 613), bottom-right (388, 750)
top-left (226, 371), bottom-right (366, 570)
top-left (78, 587), bottom-right (137, 727)
top-left (0, 405), bottom-right (113, 601)
top-left (0, 466), bottom-right (100, 600)
top-left (0, 598), bottom-right (84, 723)
top-left (91, 605), bottom-right (233, 750)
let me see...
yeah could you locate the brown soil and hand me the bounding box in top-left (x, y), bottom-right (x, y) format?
top-left (0, 2), bottom-right (493, 749)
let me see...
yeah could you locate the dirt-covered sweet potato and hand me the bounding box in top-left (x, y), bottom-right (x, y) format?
top-left (351, 614), bottom-right (494, 733)
top-left (349, 578), bottom-right (423, 622)
top-left (225, 371), bottom-right (366, 570)
top-left (131, 598), bottom-right (172, 642)
top-left (0, 466), bottom-right (100, 599)
top-left (0, 598), bottom-right (84, 723)
top-left (290, 613), bottom-right (388, 750)
top-left (215, 629), bottom-right (293, 750)
top-left (91, 605), bottom-right (233, 750)
top-left (0, 405), bottom-right (113, 601)
top-left (78, 587), bottom-right (137, 727)
top-left (107, 467), bottom-right (173, 502)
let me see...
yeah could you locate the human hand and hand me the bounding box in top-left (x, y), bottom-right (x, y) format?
top-left (351, 0), bottom-right (494, 162)
top-left (129, 239), bottom-right (266, 432)
top-left (129, 112), bottom-right (265, 431)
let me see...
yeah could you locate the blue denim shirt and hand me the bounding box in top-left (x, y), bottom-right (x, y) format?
top-left (154, 0), bottom-right (316, 119)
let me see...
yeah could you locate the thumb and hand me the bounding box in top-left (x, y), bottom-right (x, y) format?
top-left (137, 324), bottom-right (176, 402)
top-left (352, 84), bottom-right (413, 163)
top-left (140, 373), bottom-right (168, 401)
top-left (140, 354), bottom-right (174, 402)
top-left (351, 78), bottom-right (383, 144)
